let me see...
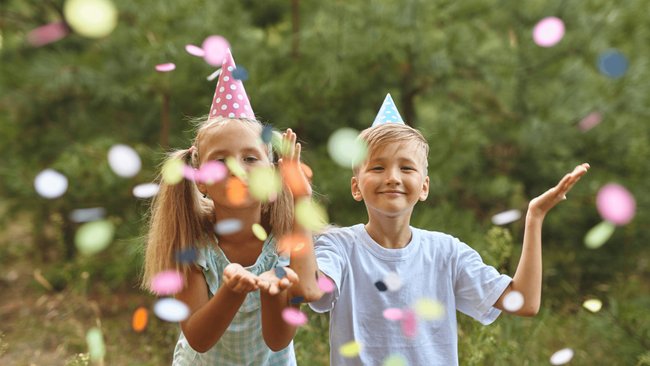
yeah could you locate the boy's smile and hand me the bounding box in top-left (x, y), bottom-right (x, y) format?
top-left (351, 141), bottom-right (429, 219)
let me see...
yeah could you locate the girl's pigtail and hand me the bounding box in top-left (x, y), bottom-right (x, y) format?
top-left (141, 148), bottom-right (213, 292)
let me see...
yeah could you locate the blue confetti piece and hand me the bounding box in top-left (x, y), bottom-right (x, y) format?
top-left (290, 296), bottom-right (304, 304)
top-left (598, 50), bottom-right (628, 79)
top-left (275, 266), bottom-right (287, 279)
top-left (232, 67), bottom-right (249, 81)
top-left (262, 125), bottom-right (274, 144)
top-left (374, 280), bottom-right (388, 292)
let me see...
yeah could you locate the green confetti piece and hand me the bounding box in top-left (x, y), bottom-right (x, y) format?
top-left (584, 221), bottom-right (615, 249)
top-left (75, 220), bottom-right (115, 256)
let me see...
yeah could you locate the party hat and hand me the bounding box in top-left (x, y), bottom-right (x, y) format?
top-left (371, 93), bottom-right (404, 127)
top-left (208, 49), bottom-right (255, 120)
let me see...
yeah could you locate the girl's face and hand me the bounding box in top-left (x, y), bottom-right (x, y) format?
top-left (197, 120), bottom-right (271, 209)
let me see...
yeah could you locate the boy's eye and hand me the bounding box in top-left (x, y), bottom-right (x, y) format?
top-left (401, 166), bottom-right (415, 171)
top-left (370, 166), bottom-right (384, 171)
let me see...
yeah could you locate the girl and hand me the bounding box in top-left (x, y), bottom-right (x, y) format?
top-left (142, 50), bottom-right (320, 365)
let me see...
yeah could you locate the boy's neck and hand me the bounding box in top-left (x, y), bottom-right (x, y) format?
top-left (365, 215), bottom-right (413, 249)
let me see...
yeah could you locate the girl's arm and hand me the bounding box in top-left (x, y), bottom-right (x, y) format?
top-left (258, 267), bottom-right (300, 351)
top-left (494, 163), bottom-right (589, 316)
top-left (279, 129), bottom-right (323, 302)
top-left (175, 263), bottom-right (258, 352)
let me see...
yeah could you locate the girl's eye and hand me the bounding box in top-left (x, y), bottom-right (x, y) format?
top-left (214, 158), bottom-right (226, 163)
top-left (244, 156), bottom-right (259, 163)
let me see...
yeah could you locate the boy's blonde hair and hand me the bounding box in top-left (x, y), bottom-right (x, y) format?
top-left (141, 116), bottom-right (294, 291)
top-left (354, 123), bottom-right (429, 174)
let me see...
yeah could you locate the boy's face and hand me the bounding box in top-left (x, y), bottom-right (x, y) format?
top-left (351, 141), bottom-right (429, 219)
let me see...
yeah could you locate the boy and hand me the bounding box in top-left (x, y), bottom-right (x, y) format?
top-left (309, 94), bottom-right (589, 365)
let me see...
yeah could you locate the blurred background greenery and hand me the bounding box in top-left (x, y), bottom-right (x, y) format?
top-left (1, 0), bottom-right (648, 365)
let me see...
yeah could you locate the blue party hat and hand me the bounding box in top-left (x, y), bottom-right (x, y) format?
top-left (371, 93), bottom-right (405, 127)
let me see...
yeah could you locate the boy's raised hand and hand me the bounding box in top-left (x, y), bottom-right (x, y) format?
top-left (278, 128), bottom-right (312, 198)
top-left (257, 266), bottom-right (299, 296)
top-left (223, 263), bottom-right (259, 294)
top-left (528, 163), bottom-right (590, 219)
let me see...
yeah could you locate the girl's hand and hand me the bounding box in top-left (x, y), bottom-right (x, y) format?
top-left (223, 263), bottom-right (259, 294)
top-left (257, 266), bottom-right (299, 296)
top-left (279, 128), bottom-right (312, 198)
top-left (528, 163), bottom-right (590, 219)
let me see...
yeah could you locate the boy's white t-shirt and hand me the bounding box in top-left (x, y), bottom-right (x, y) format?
top-left (309, 224), bottom-right (512, 366)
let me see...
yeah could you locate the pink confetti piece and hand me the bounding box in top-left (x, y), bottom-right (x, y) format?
top-left (282, 307), bottom-right (307, 326)
top-left (182, 165), bottom-right (198, 182)
top-left (27, 22), bottom-right (69, 47)
top-left (383, 308), bottom-right (404, 321)
top-left (578, 112), bottom-right (602, 132)
top-left (202, 35), bottom-right (230, 66)
top-left (400, 309), bottom-right (417, 338)
top-left (317, 275), bottom-right (335, 293)
top-left (533, 17), bottom-right (565, 47)
top-left (155, 63), bottom-right (176, 72)
top-left (151, 270), bottom-right (184, 295)
top-left (185, 44), bottom-right (205, 57)
top-left (596, 183), bottom-right (636, 225)
top-left (198, 160), bottom-right (228, 184)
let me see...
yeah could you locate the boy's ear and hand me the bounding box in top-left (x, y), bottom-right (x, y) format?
top-left (419, 175), bottom-right (430, 201)
top-left (351, 176), bottom-right (363, 202)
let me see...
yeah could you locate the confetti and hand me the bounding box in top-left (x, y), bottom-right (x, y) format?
top-left (414, 298), bottom-right (445, 320)
top-left (226, 177), bottom-right (248, 205)
top-left (282, 307), bottom-right (307, 326)
top-left (132, 306), bottom-right (148, 333)
top-left (64, 0), bottom-right (117, 38)
top-left (86, 327), bottom-right (106, 363)
top-left (550, 348), bottom-right (574, 365)
top-left (261, 125), bottom-right (274, 144)
top-left (491, 209), bottom-right (522, 226)
top-left (225, 157), bottom-right (247, 180)
top-left (69, 207), bottom-right (106, 223)
top-left (384, 271), bottom-right (402, 291)
top-left (598, 50), bottom-right (628, 78)
top-left (582, 298), bottom-right (603, 313)
top-left (374, 280), bottom-right (388, 292)
top-left (232, 66), bottom-right (249, 81)
top-left (274, 266), bottom-right (287, 279)
top-left (578, 112), bottom-right (602, 132)
top-left (202, 35), bottom-right (230, 66)
top-left (75, 220), bottom-right (115, 256)
top-left (133, 183), bottom-right (159, 198)
top-left (584, 221), bottom-right (616, 249)
top-left (317, 275), bottom-right (335, 293)
top-left (252, 223), bottom-right (268, 241)
top-left (281, 161), bottom-right (311, 197)
top-left (502, 291), bottom-right (525, 312)
top-left (108, 144), bottom-right (141, 178)
top-left (162, 158), bottom-right (184, 185)
top-left (27, 22), bottom-right (69, 47)
top-left (198, 160), bottom-right (228, 184)
top-left (34, 169), bottom-right (68, 199)
top-left (383, 308), bottom-right (404, 321)
top-left (155, 63), bottom-right (176, 72)
top-left (249, 166), bottom-right (281, 202)
top-left (401, 310), bottom-right (417, 338)
top-left (339, 341), bottom-right (362, 358)
top-left (532, 17), bottom-right (565, 47)
top-left (290, 296), bottom-right (304, 304)
top-left (151, 270), bottom-right (184, 296)
top-left (327, 128), bottom-right (368, 168)
top-left (215, 219), bottom-right (243, 235)
top-left (295, 199), bottom-right (328, 231)
top-left (185, 44), bottom-right (205, 57)
top-left (596, 183), bottom-right (636, 225)
top-left (278, 233), bottom-right (309, 253)
top-left (154, 298), bottom-right (190, 322)
top-left (383, 354), bottom-right (408, 366)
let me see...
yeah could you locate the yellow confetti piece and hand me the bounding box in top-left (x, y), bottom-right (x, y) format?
top-left (383, 353), bottom-right (408, 366)
top-left (252, 223), bottom-right (268, 241)
top-left (75, 220), bottom-right (115, 256)
top-left (339, 340), bottom-right (362, 358)
top-left (582, 298), bottom-right (603, 313)
top-left (584, 221), bottom-right (615, 249)
top-left (248, 166), bottom-right (281, 202)
top-left (225, 156), bottom-right (247, 180)
top-left (162, 158), bottom-right (184, 185)
top-left (271, 131), bottom-right (292, 156)
top-left (295, 199), bottom-right (329, 231)
top-left (414, 298), bottom-right (445, 320)
top-left (64, 0), bottom-right (118, 39)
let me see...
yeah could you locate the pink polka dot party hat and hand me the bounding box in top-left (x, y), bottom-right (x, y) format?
top-left (208, 49), bottom-right (255, 120)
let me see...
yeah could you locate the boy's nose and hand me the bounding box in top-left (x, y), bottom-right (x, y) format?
top-left (385, 167), bottom-right (401, 185)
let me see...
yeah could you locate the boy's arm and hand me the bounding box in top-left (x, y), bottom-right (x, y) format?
top-left (494, 163), bottom-right (589, 316)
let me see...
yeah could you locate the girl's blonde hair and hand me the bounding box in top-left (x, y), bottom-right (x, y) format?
top-left (354, 123), bottom-right (429, 175)
top-left (141, 116), bottom-right (294, 291)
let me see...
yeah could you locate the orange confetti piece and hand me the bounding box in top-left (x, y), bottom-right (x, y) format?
top-left (278, 233), bottom-right (310, 254)
top-left (226, 177), bottom-right (248, 205)
top-left (132, 306), bottom-right (148, 333)
top-left (281, 161), bottom-right (312, 197)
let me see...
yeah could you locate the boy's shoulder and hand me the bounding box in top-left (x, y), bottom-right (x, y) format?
top-left (316, 224), bottom-right (363, 244)
top-left (411, 226), bottom-right (458, 244)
